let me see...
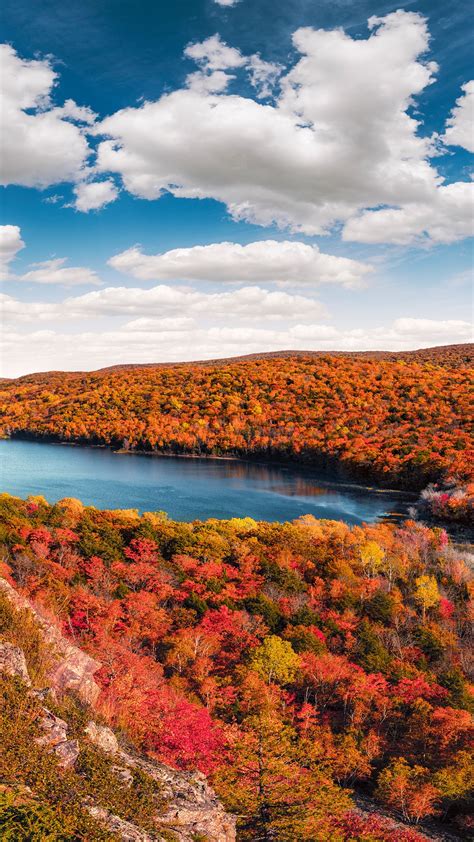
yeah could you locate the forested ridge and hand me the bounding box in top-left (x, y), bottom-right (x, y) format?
top-left (0, 494), bottom-right (473, 840)
top-left (1, 349), bottom-right (473, 490)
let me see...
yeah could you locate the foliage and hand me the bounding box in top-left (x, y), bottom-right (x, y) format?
top-left (0, 494), bottom-right (473, 839)
top-left (249, 635), bottom-right (300, 684)
top-left (0, 591), bottom-right (53, 684)
top-left (0, 352), bottom-right (472, 489)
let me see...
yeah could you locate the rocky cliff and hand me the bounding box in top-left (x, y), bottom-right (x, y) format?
top-left (0, 577), bottom-right (236, 842)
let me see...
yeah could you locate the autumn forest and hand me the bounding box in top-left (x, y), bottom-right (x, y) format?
top-left (0, 346), bottom-right (473, 840)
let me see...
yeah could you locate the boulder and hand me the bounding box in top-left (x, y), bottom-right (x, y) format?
top-left (85, 721), bottom-right (119, 755)
top-left (0, 641), bottom-right (31, 685)
top-left (0, 577), bottom-right (101, 705)
top-left (36, 708), bottom-right (79, 768)
top-left (54, 739), bottom-right (80, 769)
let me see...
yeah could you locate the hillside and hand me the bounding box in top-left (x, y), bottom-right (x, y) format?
top-left (0, 493), bottom-right (473, 840)
top-left (1, 348), bottom-right (472, 490)
top-left (0, 576), bottom-right (235, 841)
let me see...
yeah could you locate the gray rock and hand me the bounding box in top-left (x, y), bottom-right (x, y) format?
top-left (36, 708), bottom-right (79, 769)
top-left (0, 578), bottom-right (101, 705)
top-left (86, 805), bottom-right (157, 841)
top-left (37, 709), bottom-right (69, 745)
top-left (85, 720), bottom-right (119, 755)
top-left (0, 641), bottom-right (31, 685)
top-left (54, 738), bottom-right (80, 769)
top-left (117, 750), bottom-right (236, 842)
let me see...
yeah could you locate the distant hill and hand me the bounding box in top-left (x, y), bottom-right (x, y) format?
top-left (1, 346), bottom-right (472, 489)
top-left (1, 343), bottom-right (472, 384)
top-left (96, 343), bottom-right (473, 373)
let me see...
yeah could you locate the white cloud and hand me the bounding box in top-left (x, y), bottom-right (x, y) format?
top-left (11, 257), bottom-right (101, 287)
top-left (0, 226), bottom-right (102, 286)
top-left (343, 182), bottom-right (474, 244)
top-left (247, 55), bottom-right (283, 98)
top-left (0, 284), bottom-right (327, 323)
top-left (213, 0), bottom-right (240, 8)
top-left (0, 225), bottom-right (25, 278)
top-left (184, 34), bottom-right (245, 71)
top-left (2, 316), bottom-right (471, 378)
top-left (393, 317), bottom-right (473, 337)
top-left (185, 69), bottom-right (233, 93)
top-left (68, 283), bottom-right (328, 321)
top-left (94, 11), bottom-right (461, 238)
top-left (124, 316), bottom-right (196, 332)
top-left (52, 98), bottom-right (97, 125)
top-left (108, 240), bottom-right (372, 288)
top-left (2, 17), bottom-right (472, 247)
top-left (73, 179), bottom-right (119, 212)
top-left (0, 45), bottom-right (91, 187)
top-left (0, 292), bottom-right (58, 321)
top-left (443, 81), bottom-right (474, 153)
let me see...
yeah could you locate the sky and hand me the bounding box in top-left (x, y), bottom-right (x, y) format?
top-left (0, 0), bottom-right (472, 377)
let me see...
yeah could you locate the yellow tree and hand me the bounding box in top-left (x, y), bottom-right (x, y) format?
top-left (414, 575), bottom-right (440, 621)
top-left (250, 636), bottom-right (300, 685)
top-left (359, 540), bottom-right (385, 578)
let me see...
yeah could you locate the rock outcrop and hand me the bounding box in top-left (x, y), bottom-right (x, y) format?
top-left (0, 577), bottom-right (236, 841)
top-left (36, 708), bottom-right (80, 769)
top-left (84, 719), bottom-right (235, 841)
top-left (118, 751), bottom-right (235, 842)
top-left (0, 641), bottom-right (31, 685)
top-left (0, 577), bottom-right (101, 705)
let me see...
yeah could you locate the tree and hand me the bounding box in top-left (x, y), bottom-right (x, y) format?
top-left (360, 541), bottom-right (385, 578)
top-left (250, 636), bottom-right (300, 685)
top-left (215, 713), bottom-right (350, 841)
top-left (414, 575), bottom-right (440, 621)
top-left (376, 759), bottom-right (439, 823)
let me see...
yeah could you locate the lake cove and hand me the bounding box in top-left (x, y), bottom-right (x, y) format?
top-left (0, 438), bottom-right (412, 524)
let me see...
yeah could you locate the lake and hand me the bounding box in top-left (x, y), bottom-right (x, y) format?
top-left (0, 438), bottom-right (410, 524)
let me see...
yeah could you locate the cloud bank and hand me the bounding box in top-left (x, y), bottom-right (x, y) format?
top-left (109, 240), bottom-right (372, 288)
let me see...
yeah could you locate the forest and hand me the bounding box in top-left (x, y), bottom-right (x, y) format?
top-left (0, 350), bottom-right (473, 491)
top-left (1, 493), bottom-right (473, 840)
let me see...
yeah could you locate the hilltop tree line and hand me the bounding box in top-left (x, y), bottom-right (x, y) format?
top-left (1, 354), bottom-right (472, 490)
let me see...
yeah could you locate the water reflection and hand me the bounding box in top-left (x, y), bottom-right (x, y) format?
top-left (0, 439), bottom-right (412, 525)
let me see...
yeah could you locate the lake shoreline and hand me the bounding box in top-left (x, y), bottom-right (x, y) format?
top-left (5, 433), bottom-right (419, 498)
top-left (1, 437), bottom-right (416, 527)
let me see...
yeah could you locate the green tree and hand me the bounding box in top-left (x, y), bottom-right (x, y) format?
top-left (215, 714), bottom-right (350, 841)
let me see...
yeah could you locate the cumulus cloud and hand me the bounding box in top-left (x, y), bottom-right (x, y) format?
top-left (0, 226), bottom-right (102, 286)
top-left (443, 81), bottom-right (474, 152)
top-left (0, 284), bottom-right (327, 323)
top-left (247, 55), bottom-right (283, 98)
top-left (16, 257), bottom-right (102, 287)
top-left (185, 69), bottom-right (233, 94)
top-left (108, 240), bottom-right (372, 288)
top-left (343, 182), bottom-right (473, 245)
top-left (0, 45), bottom-right (91, 187)
top-left (66, 284), bottom-right (328, 321)
top-left (213, 0), bottom-right (240, 7)
top-left (73, 179), bottom-right (119, 212)
top-left (94, 11), bottom-right (462, 238)
top-left (184, 34), bottom-right (245, 71)
top-left (0, 225), bottom-right (25, 278)
top-left (124, 316), bottom-right (196, 332)
top-left (393, 317), bottom-right (473, 337)
top-left (2, 16), bottom-right (472, 246)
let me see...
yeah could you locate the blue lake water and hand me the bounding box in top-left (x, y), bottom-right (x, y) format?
top-left (0, 439), bottom-right (409, 524)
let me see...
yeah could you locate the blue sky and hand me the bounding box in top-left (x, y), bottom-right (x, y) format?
top-left (0, 0), bottom-right (472, 375)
